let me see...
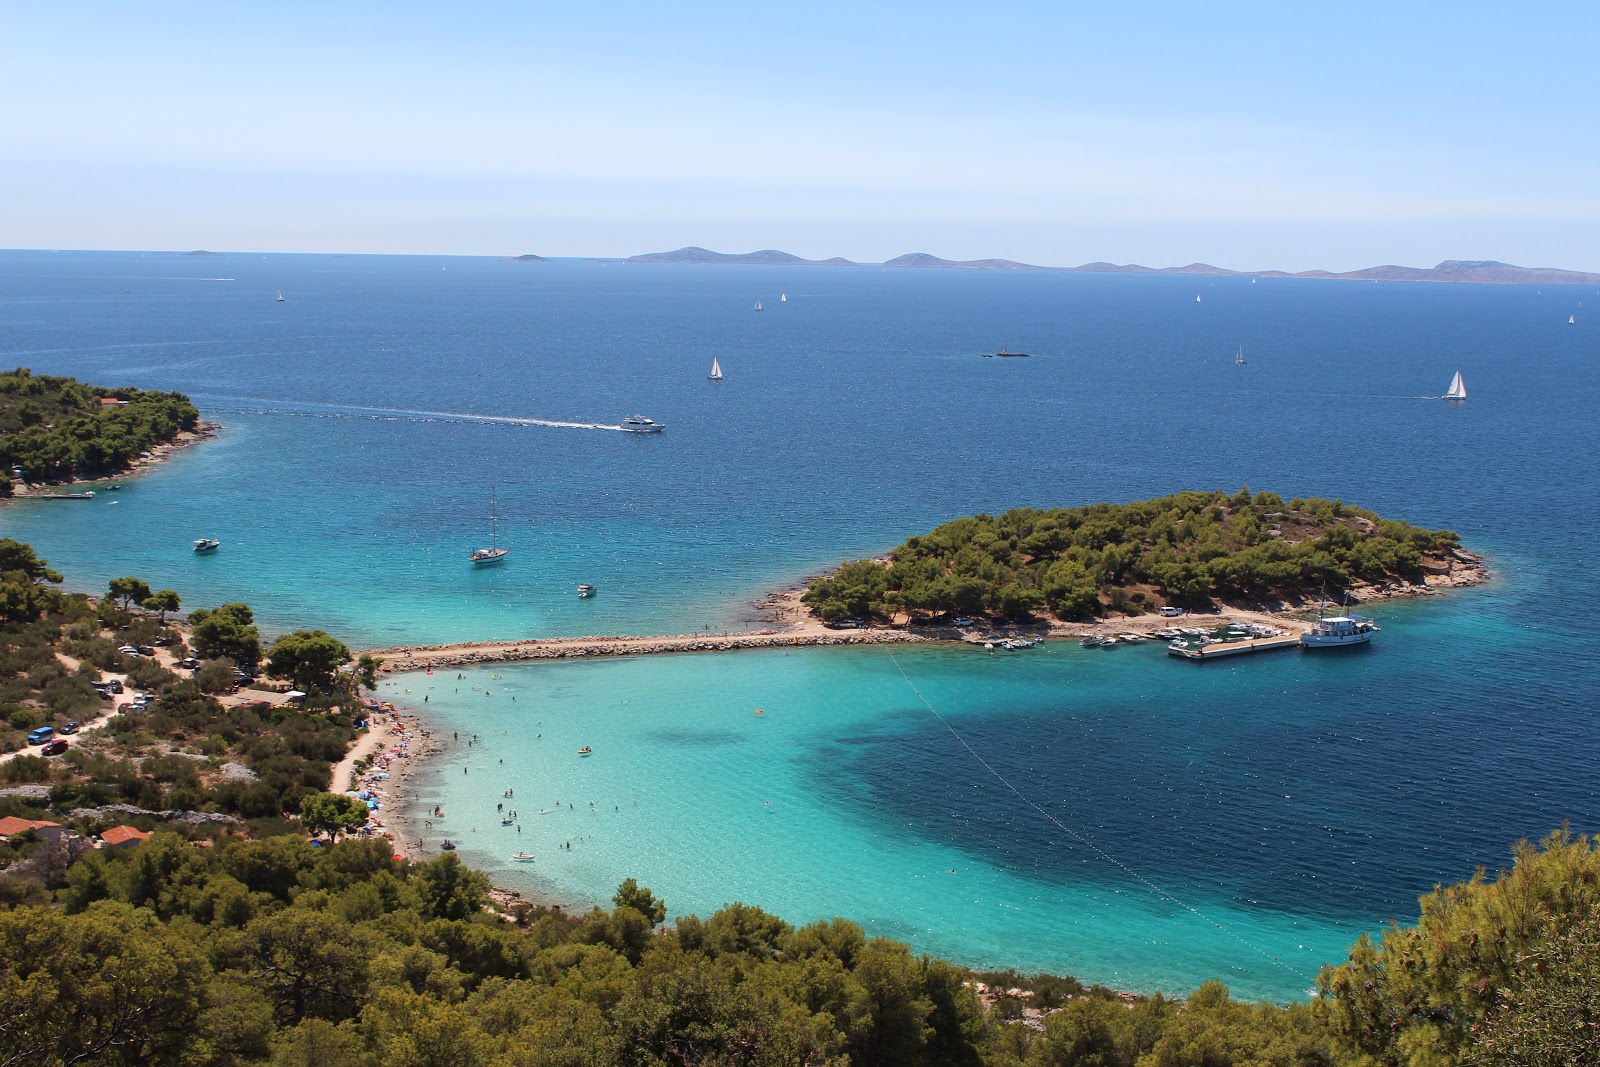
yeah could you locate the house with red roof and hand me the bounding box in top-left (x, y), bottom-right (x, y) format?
top-left (0, 816), bottom-right (64, 845)
top-left (99, 825), bottom-right (152, 849)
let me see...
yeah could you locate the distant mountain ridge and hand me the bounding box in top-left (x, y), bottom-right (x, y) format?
top-left (626, 246), bottom-right (855, 266)
top-left (624, 247), bottom-right (1600, 285)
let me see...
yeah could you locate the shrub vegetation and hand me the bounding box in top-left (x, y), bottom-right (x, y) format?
top-left (803, 489), bottom-right (1462, 622)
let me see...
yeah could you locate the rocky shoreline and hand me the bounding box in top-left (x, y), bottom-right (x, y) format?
top-left (4, 421), bottom-right (220, 498)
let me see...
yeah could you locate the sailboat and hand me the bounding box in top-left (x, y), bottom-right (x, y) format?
top-left (1234, 346), bottom-right (1247, 365)
top-left (1195, 294), bottom-right (1202, 303)
top-left (275, 290), bottom-right (285, 302)
top-left (708, 357), bottom-right (723, 381)
top-left (469, 488), bottom-right (508, 564)
top-left (1444, 371), bottom-right (1467, 401)
top-left (753, 300), bottom-right (763, 312)
top-left (780, 293), bottom-right (787, 302)
top-left (1570, 314), bottom-right (1577, 325)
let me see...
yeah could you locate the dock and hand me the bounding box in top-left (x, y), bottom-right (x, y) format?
top-left (1166, 633), bottom-right (1301, 661)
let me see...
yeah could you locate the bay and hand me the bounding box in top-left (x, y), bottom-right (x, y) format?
top-left (3, 250), bottom-right (1597, 999)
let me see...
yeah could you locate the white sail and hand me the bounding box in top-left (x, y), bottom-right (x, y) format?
top-left (1445, 371), bottom-right (1467, 400)
top-left (754, 300), bottom-right (763, 311)
top-left (780, 293), bottom-right (787, 302)
top-left (1571, 314), bottom-right (1577, 324)
top-left (709, 357), bottom-right (723, 381)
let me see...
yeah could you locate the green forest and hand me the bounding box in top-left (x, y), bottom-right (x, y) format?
top-left (0, 367), bottom-right (201, 490)
top-left (1, 536), bottom-right (1594, 1064)
top-left (802, 489), bottom-right (1462, 622)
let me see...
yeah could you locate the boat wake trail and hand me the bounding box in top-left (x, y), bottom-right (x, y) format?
top-left (192, 394), bottom-right (628, 431)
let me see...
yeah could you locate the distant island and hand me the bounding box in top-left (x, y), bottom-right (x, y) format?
top-left (181, 249), bottom-right (221, 256)
top-left (802, 489), bottom-right (1483, 624)
top-left (626, 247), bottom-right (1600, 285)
top-left (497, 253), bottom-right (550, 263)
top-left (626, 246), bottom-right (855, 266)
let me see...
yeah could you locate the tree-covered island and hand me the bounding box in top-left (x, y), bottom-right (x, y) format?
top-left (803, 489), bottom-right (1474, 623)
top-left (0, 367), bottom-right (203, 494)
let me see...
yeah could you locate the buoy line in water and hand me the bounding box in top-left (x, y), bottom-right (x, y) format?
top-left (197, 395), bottom-right (628, 431)
top-left (883, 648), bottom-right (1318, 987)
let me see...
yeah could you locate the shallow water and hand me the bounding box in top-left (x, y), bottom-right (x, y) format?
top-left (5, 250), bottom-right (1598, 998)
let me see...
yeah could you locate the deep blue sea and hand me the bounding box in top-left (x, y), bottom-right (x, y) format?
top-left (3, 250), bottom-right (1597, 999)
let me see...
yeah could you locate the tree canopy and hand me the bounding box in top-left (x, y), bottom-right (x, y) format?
top-left (188, 602), bottom-right (262, 669)
top-left (267, 629), bottom-right (352, 694)
top-left (803, 489), bottom-right (1463, 622)
top-left (0, 367), bottom-right (200, 487)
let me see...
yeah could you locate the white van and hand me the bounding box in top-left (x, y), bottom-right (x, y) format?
top-left (1159, 606), bottom-right (1184, 617)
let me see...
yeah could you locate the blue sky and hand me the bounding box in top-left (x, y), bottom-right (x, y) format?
top-left (2, 2), bottom-right (1595, 269)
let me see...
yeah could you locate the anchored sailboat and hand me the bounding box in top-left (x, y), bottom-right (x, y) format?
top-left (1234, 346), bottom-right (1247, 365)
top-left (1444, 371), bottom-right (1467, 401)
top-left (708, 357), bottom-right (723, 381)
top-left (753, 300), bottom-right (763, 312)
top-left (275, 290), bottom-right (285, 302)
top-left (469, 488), bottom-right (508, 564)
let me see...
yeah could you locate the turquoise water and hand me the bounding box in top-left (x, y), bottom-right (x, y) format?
top-left (4, 250), bottom-right (1599, 999)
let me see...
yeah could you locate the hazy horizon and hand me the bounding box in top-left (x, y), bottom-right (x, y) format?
top-left (3, 3), bottom-right (1595, 271)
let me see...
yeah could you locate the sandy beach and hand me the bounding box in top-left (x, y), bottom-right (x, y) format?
top-left (337, 702), bottom-right (441, 859)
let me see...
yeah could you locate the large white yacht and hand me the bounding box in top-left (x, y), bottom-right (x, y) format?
top-left (620, 416), bottom-right (665, 433)
top-left (1300, 615), bottom-right (1378, 648)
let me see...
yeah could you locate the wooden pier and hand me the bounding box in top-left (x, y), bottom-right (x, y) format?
top-left (1166, 633), bottom-right (1302, 661)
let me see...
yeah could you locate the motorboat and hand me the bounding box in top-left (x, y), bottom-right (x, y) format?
top-left (512, 853), bottom-right (536, 862)
top-left (577, 584), bottom-right (596, 598)
top-left (193, 538), bottom-right (220, 553)
top-left (620, 415), bottom-right (665, 433)
top-left (577, 747), bottom-right (593, 756)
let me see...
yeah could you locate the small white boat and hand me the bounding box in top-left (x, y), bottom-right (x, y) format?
top-left (620, 415), bottom-right (665, 433)
top-left (754, 300), bottom-right (763, 312)
top-left (1235, 346), bottom-right (1247, 365)
top-left (1570, 314), bottom-right (1577, 325)
top-left (780, 293), bottom-right (787, 302)
top-left (275, 290), bottom-right (285, 302)
top-left (709, 357), bottom-right (723, 381)
top-left (511, 852), bottom-right (536, 862)
top-left (577, 584), bottom-right (596, 598)
top-left (1444, 370), bottom-right (1467, 401)
top-left (193, 538), bottom-right (220, 553)
top-left (1195, 294), bottom-right (1202, 303)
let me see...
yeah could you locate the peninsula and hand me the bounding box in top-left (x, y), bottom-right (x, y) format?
top-left (624, 246), bottom-right (1600, 284)
top-left (0, 368), bottom-right (209, 497)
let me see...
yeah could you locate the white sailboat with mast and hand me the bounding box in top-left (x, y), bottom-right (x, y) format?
top-left (708, 357), bottom-right (723, 381)
top-left (469, 487), bottom-right (509, 564)
top-left (1444, 371), bottom-right (1467, 401)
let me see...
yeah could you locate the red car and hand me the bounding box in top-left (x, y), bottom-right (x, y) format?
top-left (41, 738), bottom-right (69, 756)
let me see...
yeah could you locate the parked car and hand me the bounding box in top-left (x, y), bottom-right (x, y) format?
top-left (27, 726), bottom-right (55, 745)
top-left (154, 636), bottom-right (174, 646)
top-left (179, 657), bottom-right (201, 670)
top-left (59, 721), bottom-right (81, 735)
top-left (116, 645), bottom-right (139, 654)
top-left (41, 738), bottom-right (69, 756)
top-left (1158, 606), bottom-right (1185, 617)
